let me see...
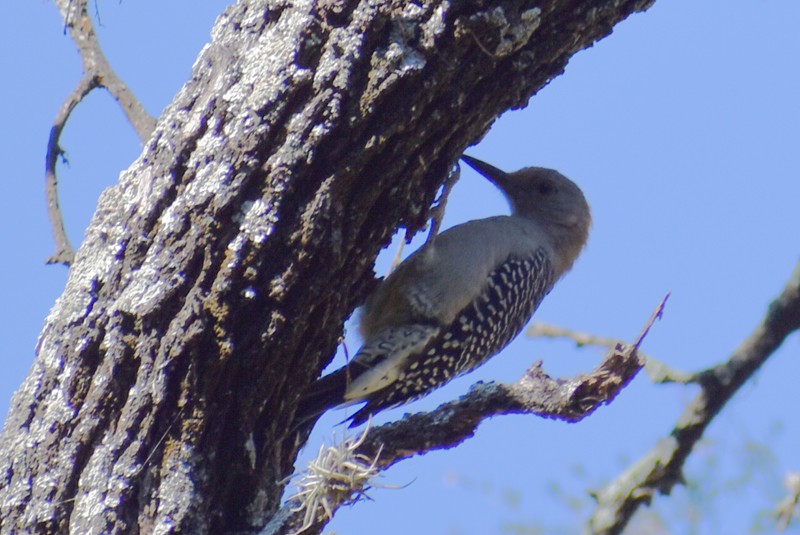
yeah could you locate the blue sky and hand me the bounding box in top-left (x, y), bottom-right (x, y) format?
top-left (2, 1), bottom-right (798, 533)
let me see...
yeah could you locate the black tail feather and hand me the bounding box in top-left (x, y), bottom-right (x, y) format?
top-left (346, 404), bottom-right (374, 427)
top-left (294, 367), bottom-right (349, 424)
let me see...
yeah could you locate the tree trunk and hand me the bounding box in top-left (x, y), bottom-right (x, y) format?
top-left (0, 0), bottom-right (654, 532)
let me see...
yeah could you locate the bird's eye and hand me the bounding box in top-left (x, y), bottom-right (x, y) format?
top-left (537, 180), bottom-right (557, 195)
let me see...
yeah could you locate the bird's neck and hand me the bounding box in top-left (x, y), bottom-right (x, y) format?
top-left (551, 222), bottom-right (589, 276)
top-left (515, 215), bottom-right (588, 277)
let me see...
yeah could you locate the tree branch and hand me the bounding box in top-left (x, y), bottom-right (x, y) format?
top-left (276, 297), bottom-right (667, 535)
top-left (58, 0), bottom-right (155, 140)
top-left (363, 295), bottom-right (667, 467)
top-left (527, 321), bottom-right (698, 384)
top-left (777, 471), bottom-right (800, 531)
top-left (45, 74), bottom-right (98, 265)
top-left (361, 347), bottom-right (642, 467)
top-left (45, 0), bottom-right (157, 264)
top-left (277, 354), bottom-right (645, 535)
top-left (586, 261), bottom-right (800, 535)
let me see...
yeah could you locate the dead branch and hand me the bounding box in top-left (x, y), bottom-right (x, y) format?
top-left (45, 0), bottom-right (156, 265)
top-left (586, 262), bottom-right (800, 535)
top-left (271, 297), bottom-right (666, 535)
top-left (527, 297), bottom-right (698, 385)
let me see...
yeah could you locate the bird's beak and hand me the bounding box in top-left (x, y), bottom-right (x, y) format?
top-left (460, 154), bottom-right (511, 188)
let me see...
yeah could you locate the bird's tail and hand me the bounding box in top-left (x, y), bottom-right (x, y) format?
top-left (295, 324), bottom-right (441, 428)
top-left (294, 367), bottom-right (351, 425)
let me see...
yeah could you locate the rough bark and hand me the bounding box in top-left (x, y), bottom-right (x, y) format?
top-left (0, 0), bottom-right (654, 533)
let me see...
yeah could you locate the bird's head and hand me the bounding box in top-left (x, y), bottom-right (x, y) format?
top-left (461, 154), bottom-right (591, 265)
top-left (461, 156), bottom-right (592, 273)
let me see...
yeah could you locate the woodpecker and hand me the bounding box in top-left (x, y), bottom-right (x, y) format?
top-left (297, 155), bottom-right (591, 426)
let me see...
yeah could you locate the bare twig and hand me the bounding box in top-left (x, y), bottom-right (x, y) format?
top-left (632, 293), bottom-right (668, 347)
top-left (527, 295), bottom-right (697, 385)
top-left (388, 163), bottom-right (462, 273)
top-left (586, 262), bottom-right (800, 535)
top-left (425, 162), bottom-right (461, 244)
top-left (777, 471), bottom-right (800, 531)
top-left (45, 74), bottom-right (98, 265)
top-left (58, 0), bottom-right (155, 140)
top-left (387, 230), bottom-right (410, 274)
top-left (642, 358), bottom-right (696, 384)
top-left (45, 0), bottom-right (157, 265)
top-left (527, 322), bottom-right (621, 349)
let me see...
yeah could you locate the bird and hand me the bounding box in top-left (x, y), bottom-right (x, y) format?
top-left (296, 154), bottom-right (591, 426)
